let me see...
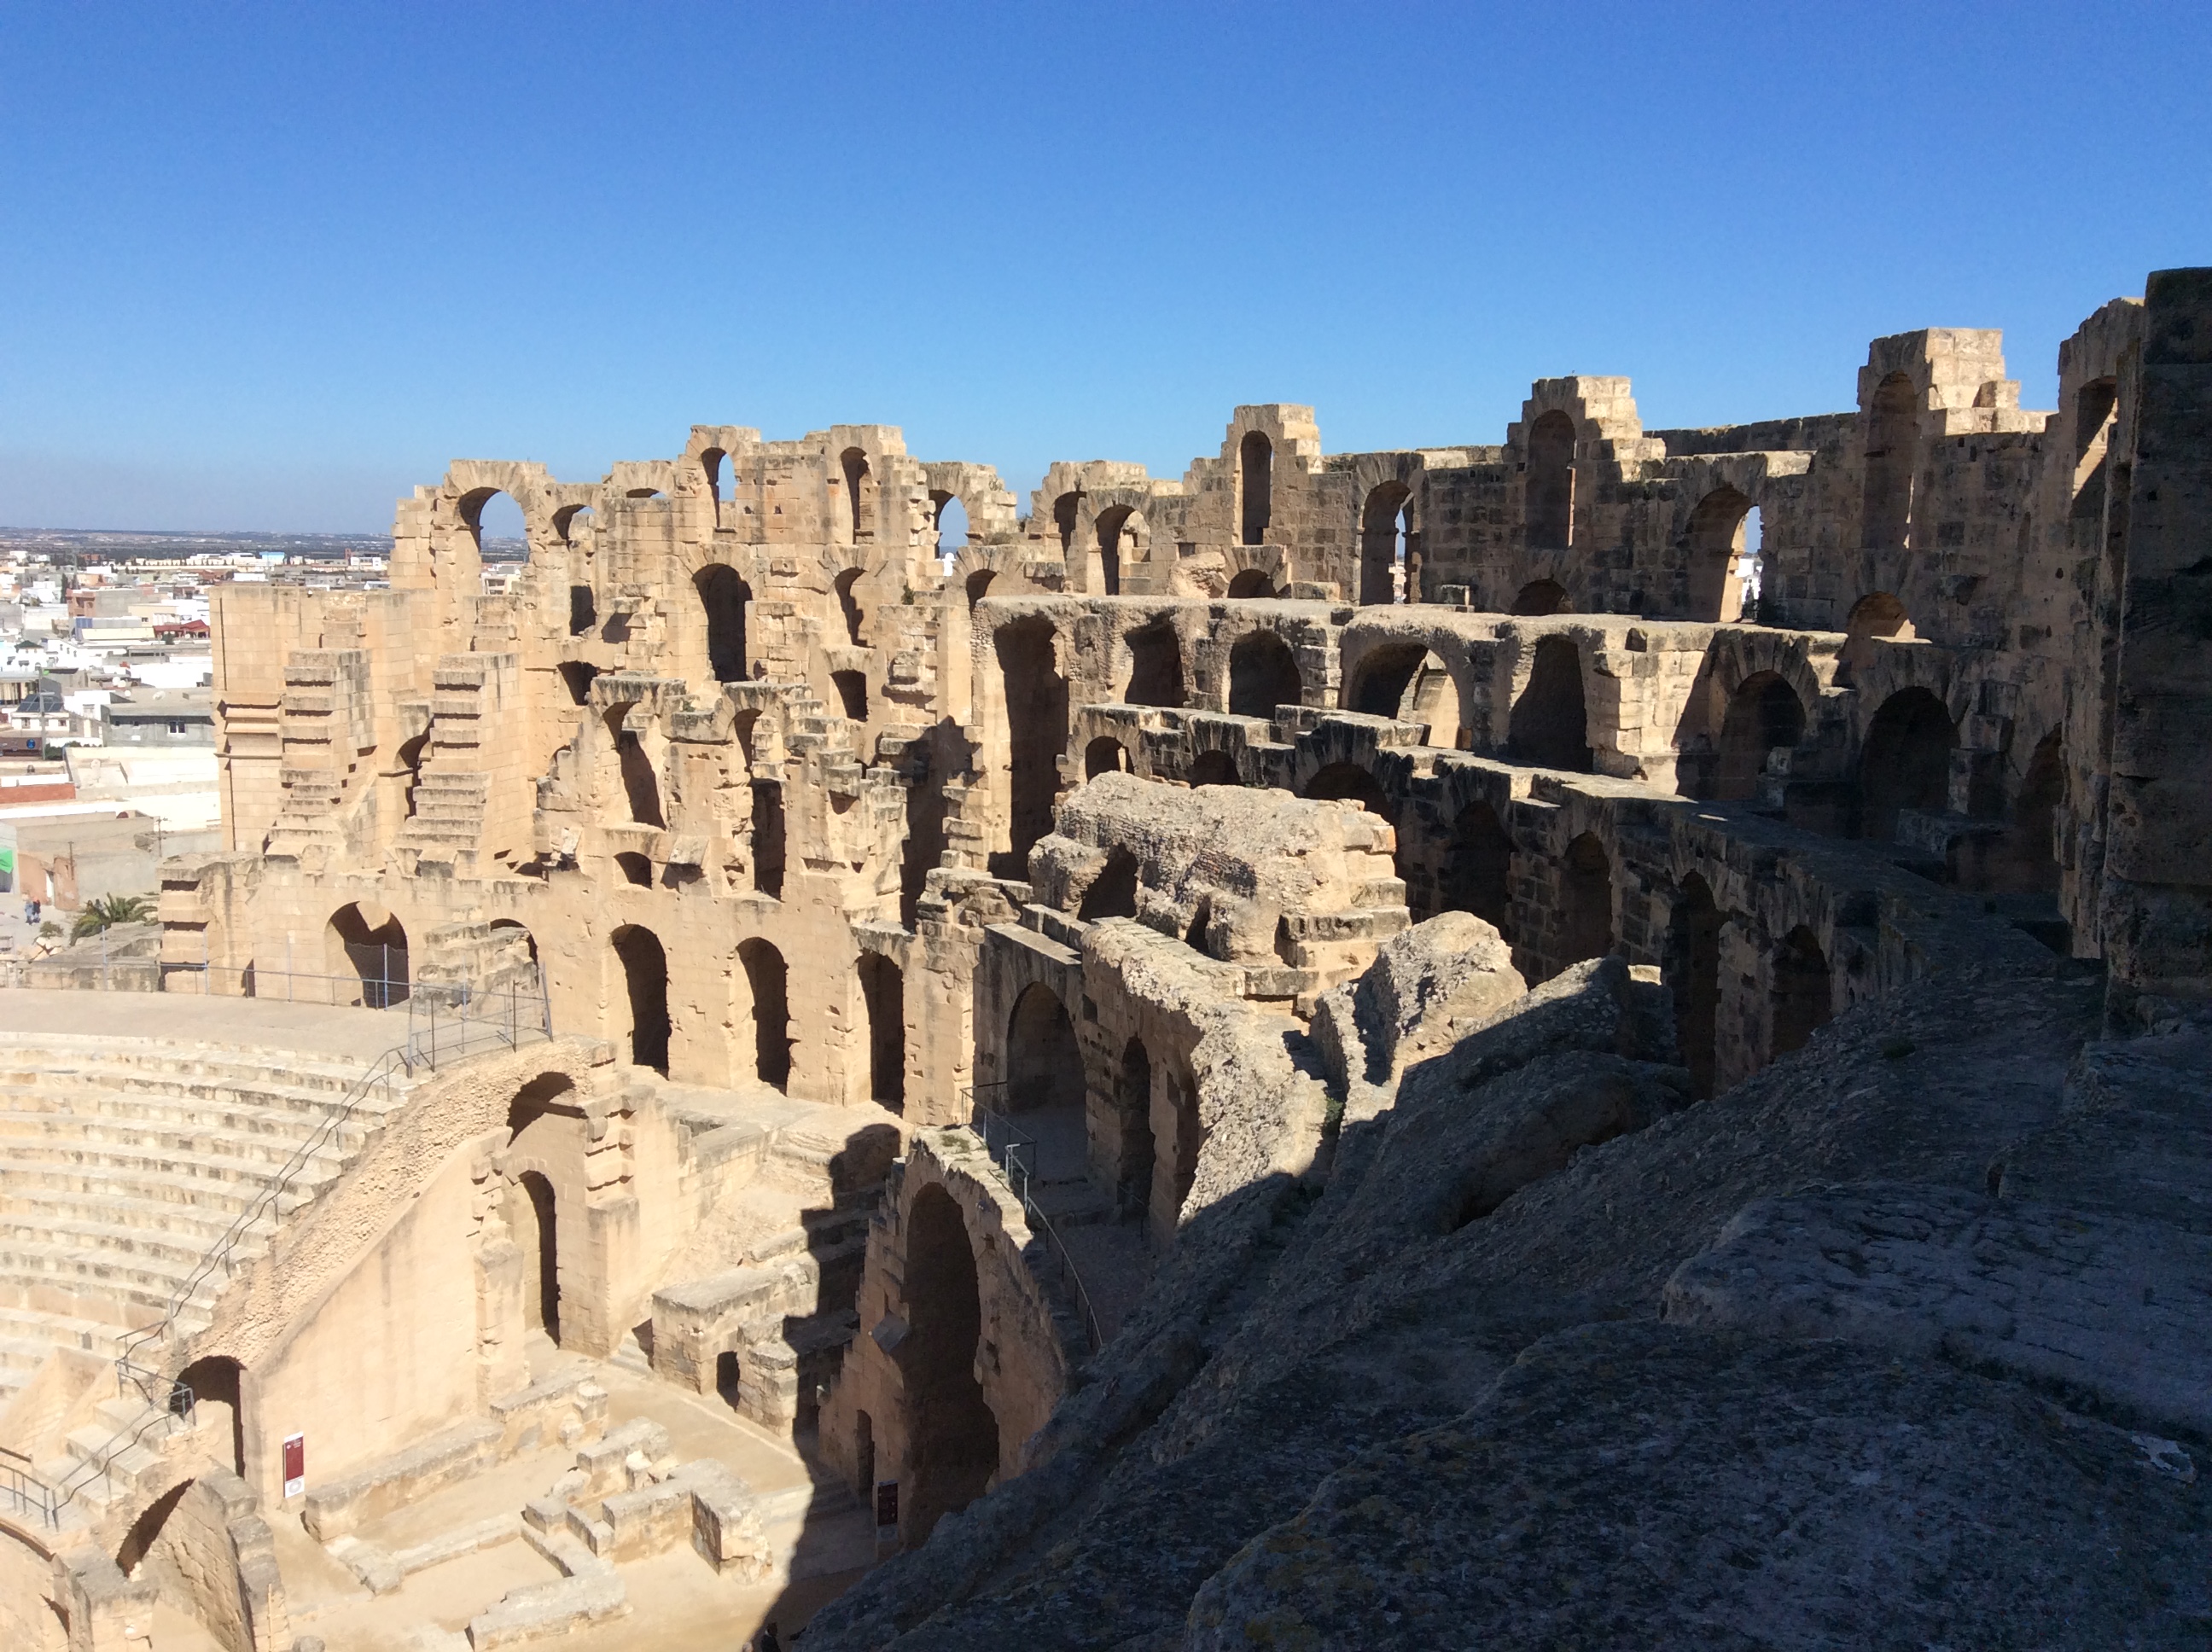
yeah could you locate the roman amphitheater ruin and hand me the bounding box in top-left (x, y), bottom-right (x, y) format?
top-left (3, 267), bottom-right (2208, 1649)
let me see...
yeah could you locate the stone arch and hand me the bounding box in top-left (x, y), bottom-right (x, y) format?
top-left (1560, 831), bottom-right (1614, 967)
top-left (1668, 874), bottom-right (1722, 1098)
top-left (1346, 642), bottom-right (1426, 717)
top-left (1189, 749), bottom-right (1240, 787)
top-left (859, 951), bottom-right (905, 1110)
top-left (901, 1184), bottom-right (1001, 1541)
top-left (1239, 430), bottom-right (1272, 546)
top-left (326, 903), bottom-right (408, 1008)
top-left (457, 485), bottom-right (533, 557)
top-left (1085, 736), bottom-right (1133, 778)
top-left (835, 567), bottom-right (867, 646)
top-left (934, 492), bottom-right (971, 556)
top-left (1770, 925), bottom-right (1833, 1059)
top-left (965, 568), bottom-right (998, 608)
top-left (1683, 485), bottom-right (1753, 621)
top-left (610, 924), bottom-right (670, 1072)
top-left (2071, 375), bottom-right (2120, 521)
top-left (1123, 619), bottom-right (1184, 707)
top-left (1359, 480), bottom-right (1412, 605)
top-left (1227, 630), bottom-right (1302, 718)
top-left (739, 938), bottom-right (792, 1091)
top-left (614, 852), bottom-right (652, 887)
top-left (1860, 687), bottom-right (1955, 841)
top-left (1078, 847), bottom-right (1140, 923)
top-left (1006, 983), bottom-right (1082, 1114)
top-left (1051, 491), bottom-right (1081, 555)
top-left (1094, 504), bottom-right (1146, 596)
top-left (694, 565), bottom-right (751, 683)
top-left (1860, 371), bottom-right (1918, 552)
top-left (1839, 590), bottom-right (1915, 679)
top-left (175, 1354), bottom-right (244, 1477)
top-left (1526, 410), bottom-right (1576, 550)
top-left (605, 705), bottom-right (665, 827)
top-left (1713, 671), bottom-right (1807, 802)
top-left (841, 446), bottom-right (873, 544)
top-left (1508, 637), bottom-right (1593, 771)
top-left (1226, 567), bottom-right (1276, 599)
top-left (115, 1478), bottom-right (194, 1579)
top-left (993, 617), bottom-right (1069, 876)
top-left (396, 732), bottom-right (428, 819)
top-left (1441, 801), bottom-right (1513, 934)
top-left (1511, 579), bottom-right (1569, 616)
top-left (1304, 759), bottom-right (1393, 819)
top-left (832, 669), bottom-right (869, 722)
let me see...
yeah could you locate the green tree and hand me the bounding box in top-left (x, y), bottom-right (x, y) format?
top-left (70, 893), bottom-right (154, 941)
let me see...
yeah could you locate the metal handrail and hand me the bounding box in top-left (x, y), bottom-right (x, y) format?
top-left (0, 1461), bottom-right (59, 1530)
top-left (961, 1084), bottom-right (1105, 1354)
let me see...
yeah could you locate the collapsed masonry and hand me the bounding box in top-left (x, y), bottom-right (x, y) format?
top-left (2, 269), bottom-right (2203, 1647)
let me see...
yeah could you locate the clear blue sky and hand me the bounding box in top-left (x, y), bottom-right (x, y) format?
top-left (2, 2), bottom-right (2207, 534)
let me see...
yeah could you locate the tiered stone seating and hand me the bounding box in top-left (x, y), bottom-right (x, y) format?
top-left (0, 1033), bottom-right (410, 1412)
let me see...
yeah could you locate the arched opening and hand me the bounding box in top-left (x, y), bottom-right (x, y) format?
top-left (1668, 875), bottom-right (1721, 1098)
top-left (1117, 1038), bottom-right (1155, 1218)
top-left (751, 780), bottom-right (786, 898)
top-left (397, 733), bottom-right (428, 819)
top-left (1227, 630), bottom-right (1301, 718)
top-left (701, 447), bottom-right (728, 515)
top-left (739, 938), bottom-right (791, 1091)
top-left (934, 494), bottom-right (970, 561)
top-left (558, 661), bottom-right (599, 707)
top-left (900, 736), bottom-right (950, 929)
top-left (830, 570), bottom-right (865, 651)
top-left (901, 1184), bottom-right (1000, 1542)
top-left (1085, 736), bottom-right (1132, 778)
top-left (694, 565), bottom-right (752, 683)
top-left (859, 952), bottom-right (905, 1109)
top-left (1441, 801), bottom-right (1512, 934)
top-left (568, 581), bottom-right (597, 636)
top-left (1405, 653), bottom-right (1462, 747)
top-left (964, 568), bottom-right (997, 608)
top-left (1226, 568), bottom-right (1275, 599)
top-left (176, 1355), bottom-right (244, 1476)
top-left (614, 851), bottom-right (653, 887)
top-left (1167, 1063), bottom-right (1205, 1219)
top-left (1525, 410), bottom-right (1576, 550)
top-left (1189, 749), bottom-right (1239, 787)
top-left (610, 925), bottom-right (670, 1073)
top-left (1860, 687), bottom-right (1956, 841)
top-left (841, 447), bottom-right (871, 543)
top-left (1123, 620), bottom-right (1183, 707)
top-left (993, 617), bottom-right (1069, 876)
top-left (1349, 643), bottom-right (1424, 717)
top-left (1684, 486), bottom-right (1752, 620)
top-left (516, 1170), bottom-right (562, 1341)
top-left (1839, 590), bottom-right (1915, 678)
top-left (1239, 431), bottom-right (1273, 546)
top-left (714, 1350), bottom-right (741, 1410)
top-left (1359, 481), bottom-right (1412, 605)
top-left (1560, 832), bottom-right (1613, 967)
top-left (1713, 672), bottom-right (1807, 802)
top-left (1992, 729), bottom-right (2065, 893)
top-left (1095, 505), bottom-right (1138, 596)
top-left (1051, 491), bottom-right (1080, 554)
top-left (1860, 371), bottom-right (1918, 552)
top-left (1738, 506), bottom-right (1764, 620)
top-left (1304, 760), bottom-right (1392, 819)
top-left (1770, 925), bottom-right (1833, 1059)
top-left (831, 669), bottom-right (869, 722)
top-left (468, 489), bottom-right (527, 560)
top-left (1006, 983), bottom-right (1082, 1115)
top-left (606, 706), bottom-right (665, 827)
top-left (116, 1479), bottom-right (193, 1579)
top-left (1078, 847), bottom-right (1140, 923)
top-left (1508, 637), bottom-right (1593, 771)
top-left (327, 903), bottom-right (408, 1008)
top-left (2071, 376), bottom-right (2119, 522)
top-left (853, 1408), bottom-right (876, 1498)
top-left (1511, 579), bottom-right (1569, 616)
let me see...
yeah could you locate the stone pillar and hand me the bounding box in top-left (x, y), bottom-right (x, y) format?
top-left (2102, 268), bottom-right (2212, 1024)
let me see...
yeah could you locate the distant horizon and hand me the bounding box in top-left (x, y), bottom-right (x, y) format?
top-left (3, 3), bottom-right (2205, 535)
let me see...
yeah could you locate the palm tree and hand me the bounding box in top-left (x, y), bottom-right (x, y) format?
top-left (70, 893), bottom-right (154, 942)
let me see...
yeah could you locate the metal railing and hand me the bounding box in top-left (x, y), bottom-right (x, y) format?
top-left (0, 1460), bottom-right (59, 1530)
top-left (962, 1082), bottom-right (1105, 1354)
top-left (33, 971), bottom-right (556, 1523)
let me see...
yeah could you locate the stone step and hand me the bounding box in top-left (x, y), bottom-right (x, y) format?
top-left (0, 1302), bottom-right (135, 1358)
top-left (0, 1164), bottom-right (325, 1225)
top-left (0, 1086), bottom-right (394, 1150)
top-left (0, 1041), bottom-right (387, 1095)
top-left (0, 1114), bottom-right (363, 1175)
top-left (0, 1213), bottom-right (273, 1273)
top-left (0, 1067), bottom-right (405, 1115)
top-left (0, 1235), bottom-right (252, 1311)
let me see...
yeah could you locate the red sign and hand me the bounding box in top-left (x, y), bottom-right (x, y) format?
top-left (282, 1433), bottom-right (305, 1498)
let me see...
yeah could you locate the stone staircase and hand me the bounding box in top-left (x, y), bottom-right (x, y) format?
top-left (0, 1035), bottom-right (410, 1413)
